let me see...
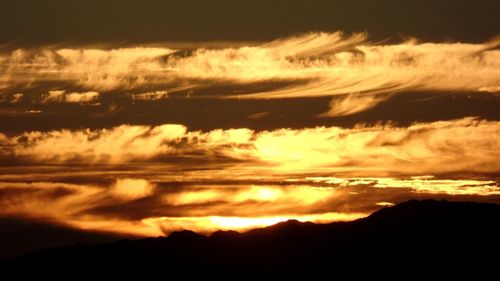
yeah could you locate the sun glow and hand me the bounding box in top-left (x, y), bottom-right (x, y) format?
top-left (0, 32), bottom-right (499, 242)
top-left (142, 212), bottom-right (367, 234)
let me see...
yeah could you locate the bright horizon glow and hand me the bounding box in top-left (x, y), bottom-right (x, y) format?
top-left (142, 212), bottom-right (368, 235)
top-left (1, 31), bottom-right (499, 240)
top-left (0, 174), bottom-right (497, 237)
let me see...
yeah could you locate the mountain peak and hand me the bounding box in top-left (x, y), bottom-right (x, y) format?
top-left (3, 200), bottom-right (499, 277)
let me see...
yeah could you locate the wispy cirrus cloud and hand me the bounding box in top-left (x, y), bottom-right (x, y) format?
top-left (0, 47), bottom-right (175, 91)
top-left (1, 117), bottom-right (499, 235)
top-left (1, 32), bottom-right (499, 238)
top-left (316, 93), bottom-right (388, 117)
top-left (1, 32), bottom-right (498, 115)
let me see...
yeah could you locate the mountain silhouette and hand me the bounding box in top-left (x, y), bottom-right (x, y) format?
top-left (1, 200), bottom-right (499, 278)
top-left (0, 217), bottom-right (137, 261)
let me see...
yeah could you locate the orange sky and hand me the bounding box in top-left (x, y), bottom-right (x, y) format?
top-left (1, 31), bottom-right (499, 236)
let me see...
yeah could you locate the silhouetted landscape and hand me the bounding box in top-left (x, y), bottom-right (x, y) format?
top-left (1, 1), bottom-right (499, 278)
top-left (2, 200), bottom-right (499, 277)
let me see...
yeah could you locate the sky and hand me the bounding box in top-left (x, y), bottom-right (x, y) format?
top-left (0, 0), bottom-right (499, 238)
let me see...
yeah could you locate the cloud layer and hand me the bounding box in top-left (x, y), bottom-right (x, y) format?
top-left (1, 32), bottom-right (499, 115)
top-left (1, 31), bottom-right (499, 238)
top-left (3, 117), bottom-right (499, 175)
top-left (0, 174), bottom-right (497, 237)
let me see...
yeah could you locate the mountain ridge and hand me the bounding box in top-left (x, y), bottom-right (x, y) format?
top-left (2, 199), bottom-right (499, 277)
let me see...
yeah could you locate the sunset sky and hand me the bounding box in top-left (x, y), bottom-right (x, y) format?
top-left (0, 0), bottom-right (499, 237)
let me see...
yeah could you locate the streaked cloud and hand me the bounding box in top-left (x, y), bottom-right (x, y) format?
top-left (478, 86), bottom-right (500, 93)
top-left (0, 47), bottom-right (175, 91)
top-left (1, 32), bottom-right (498, 115)
top-left (0, 93), bottom-right (23, 103)
top-left (317, 93), bottom-right (389, 117)
top-left (247, 111), bottom-right (272, 119)
top-left (2, 116), bottom-right (498, 236)
top-left (306, 176), bottom-right (500, 196)
top-left (0, 175), bottom-right (497, 237)
top-left (131, 91), bottom-right (168, 100)
top-left (1, 30), bottom-right (499, 241)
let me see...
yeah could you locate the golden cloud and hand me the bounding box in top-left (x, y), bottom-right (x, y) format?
top-left (0, 174), bottom-right (498, 237)
top-left (130, 91), bottom-right (169, 100)
top-left (111, 178), bottom-right (156, 200)
top-left (42, 90), bottom-right (100, 103)
top-left (3, 118), bottom-right (499, 176)
top-left (1, 32), bottom-right (498, 115)
top-left (0, 93), bottom-right (23, 103)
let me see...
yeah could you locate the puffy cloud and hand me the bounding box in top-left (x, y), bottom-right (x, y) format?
top-left (42, 90), bottom-right (99, 103)
top-left (251, 118), bottom-right (500, 175)
top-left (1, 118), bottom-right (498, 236)
top-left (3, 118), bottom-right (499, 175)
top-left (111, 178), bottom-right (156, 200)
top-left (4, 124), bottom-right (189, 163)
top-left (1, 31), bottom-right (499, 239)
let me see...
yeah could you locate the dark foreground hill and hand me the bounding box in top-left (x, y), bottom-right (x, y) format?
top-left (2, 200), bottom-right (500, 278)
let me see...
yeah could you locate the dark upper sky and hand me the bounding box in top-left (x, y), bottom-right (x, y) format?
top-left (1, 0), bottom-right (498, 46)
